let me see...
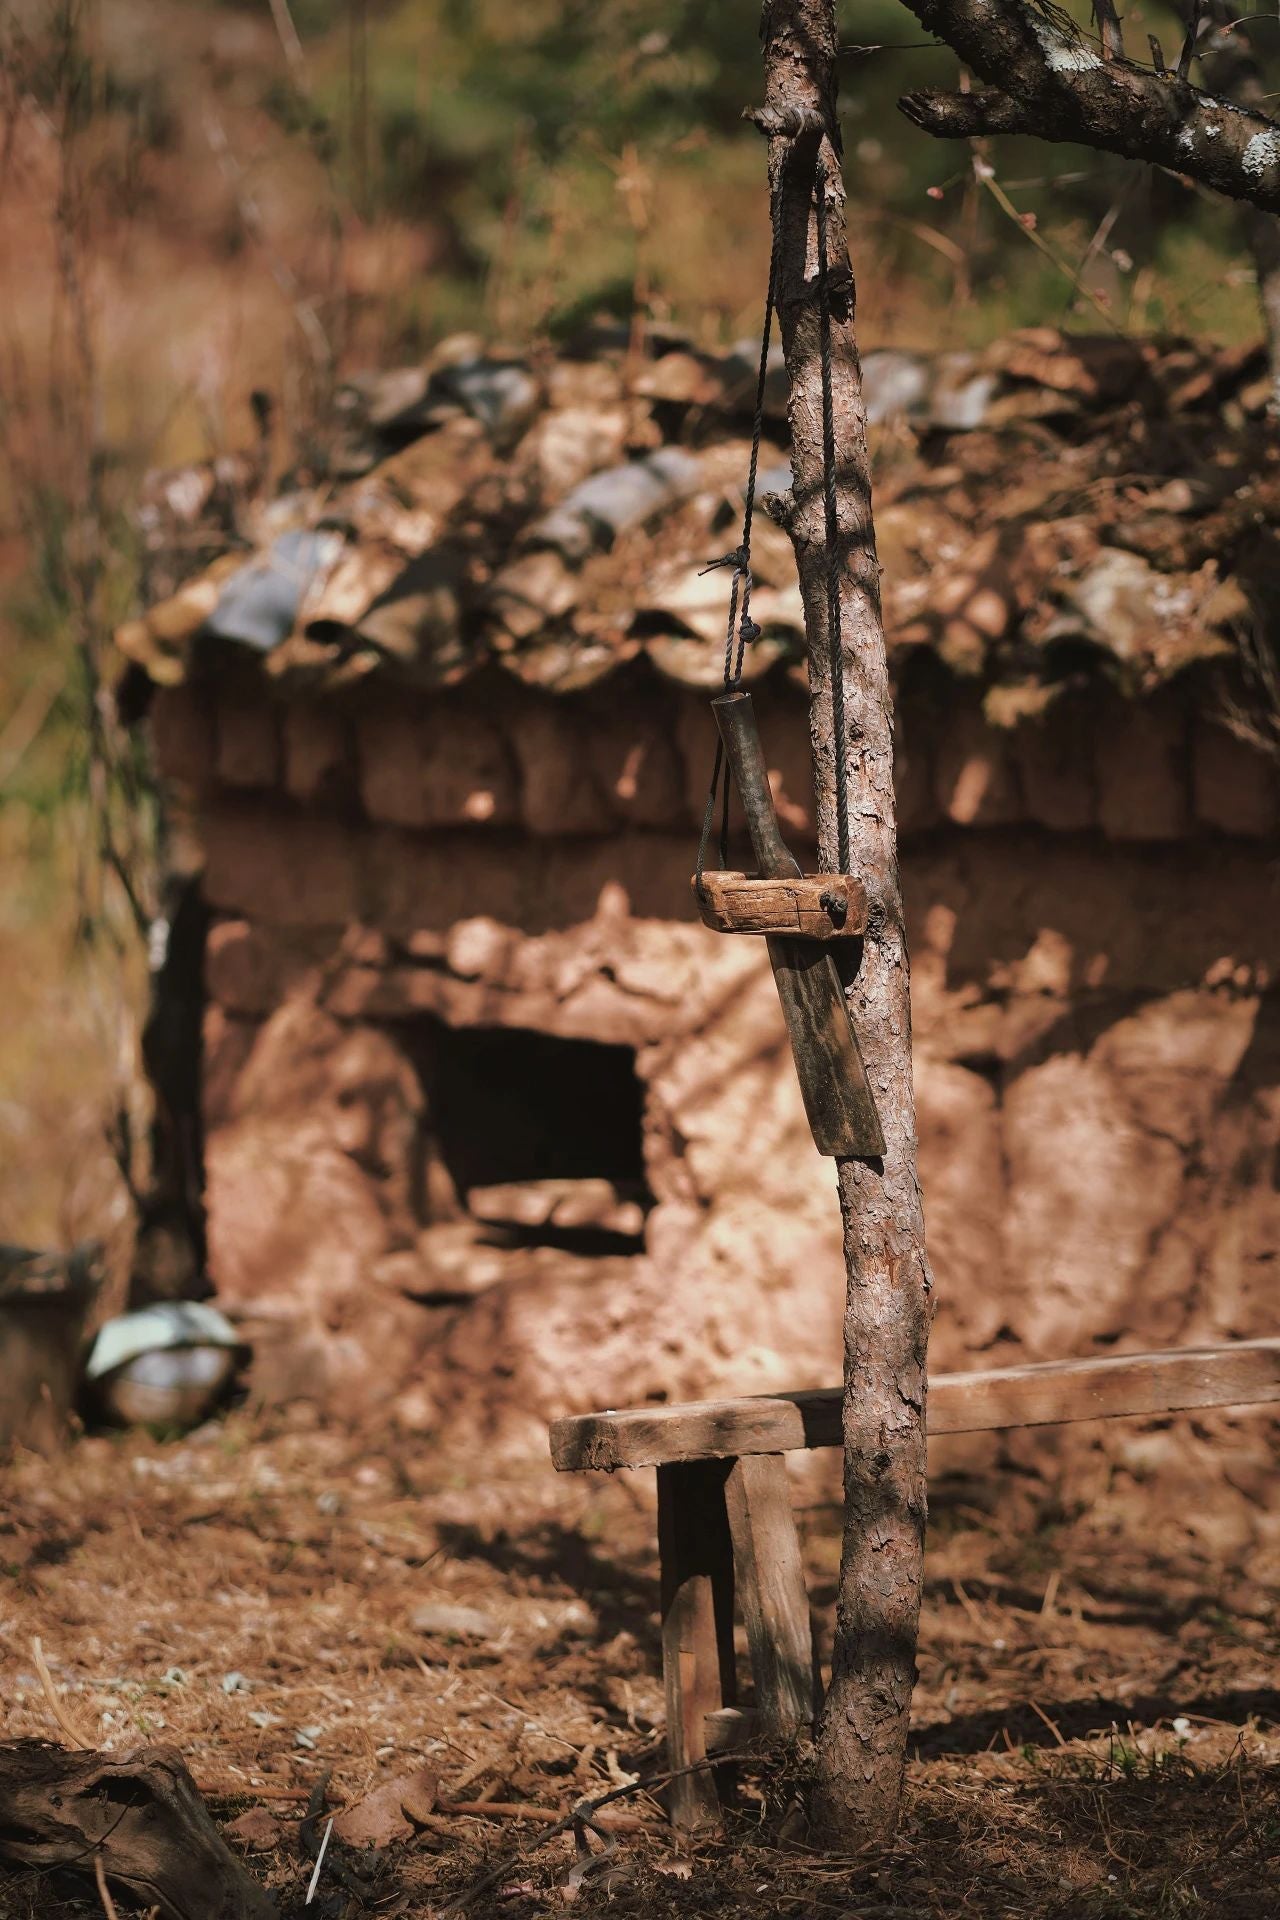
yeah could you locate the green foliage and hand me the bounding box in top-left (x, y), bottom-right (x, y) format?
top-left (242, 0), bottom-right (1261, 352)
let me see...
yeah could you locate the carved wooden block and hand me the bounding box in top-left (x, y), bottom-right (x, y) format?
top-left (693, 870), bottom-right (868, 939)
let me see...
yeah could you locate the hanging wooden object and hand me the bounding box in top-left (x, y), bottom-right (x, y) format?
top-left (694, 689), bottom-right (884, 1159)
top-left (694, 870), bottom-right (867, 940)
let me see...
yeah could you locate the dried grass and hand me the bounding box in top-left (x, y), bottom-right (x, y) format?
top-left (0, 1406), bottom-right (1277, 1917)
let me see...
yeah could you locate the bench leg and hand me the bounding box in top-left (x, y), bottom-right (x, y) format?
top-left (725, 1453), bottom-right (816, 1740)
top-left (657, 1459), bottom-right (736, 1832)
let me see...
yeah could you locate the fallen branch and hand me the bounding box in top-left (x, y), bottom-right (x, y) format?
top-left (896, 0), bottom-right (1280, 213)
top-left (0, 1741), bottom-right (276, 1920)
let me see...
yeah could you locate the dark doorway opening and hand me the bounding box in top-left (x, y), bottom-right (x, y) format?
top-left (406, 1019), bottom-right (651, 1255)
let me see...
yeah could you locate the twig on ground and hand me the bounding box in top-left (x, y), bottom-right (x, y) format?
top-left (949, 1580), bottom-right (992, 1640)
top-left (31, 1636), bottom-right (93, 1750)
top-left (431, 1802), bottom-right (558, 1828)
top-left (440, 1751), bottom-right (495, 1800)
top-left (303, 1815), bottom-right (333, 1906)
top-left (465, 1677), bottom-right (585, 1761)
top-left (433, 1800), bottom-right (646, 1830)
top-left (1027, 1699), bottom-right (1068, 1748)
top-left (298, 1770), bottom-right (381, 1902)
top-left (435, 1757), bottom-right (729, 1918)
top-left (93, 1853), bottom-right (120, 1920)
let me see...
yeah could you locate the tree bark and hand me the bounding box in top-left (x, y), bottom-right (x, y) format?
top-left (896, 0), bottom-right (1280, 215)
top-left (896, 0), bottom-right (1280, 404)
top-left (758, 0), bottom-right (933, 1845)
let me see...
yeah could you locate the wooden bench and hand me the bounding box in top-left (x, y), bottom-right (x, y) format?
top-left (549, 1339), bottom-right (1280, 1829)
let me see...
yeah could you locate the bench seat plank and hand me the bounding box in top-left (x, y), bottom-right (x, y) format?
top-left (549, 1338), bottom-right (1280, 1472)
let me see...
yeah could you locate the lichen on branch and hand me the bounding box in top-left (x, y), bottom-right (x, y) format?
top-left (896, 0), bottom-right (1280, 215)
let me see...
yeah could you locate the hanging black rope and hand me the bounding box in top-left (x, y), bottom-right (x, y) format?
top-left (695, 176), bottom-right (782, 890)
top-left (729, 177), bottom-right (781, 685)
top-left (814, 156), bottom-right (851, 879)
top-left (697, 144), bottom-right (852, 887)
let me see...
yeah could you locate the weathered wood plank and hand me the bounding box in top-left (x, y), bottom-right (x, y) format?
top-left (724, 1455), bottom-right (816, 1738)
top-left (710, 691), bottom-right (885, 1159)
top-left (656, 1460), bottom-right (737, 1832)
top-left (762, 934), bottom-right (887, 1156)
top-left (550, 1339), bottom-right (1280, 1472)
top-left (693, 870), bottom-right (868, 939)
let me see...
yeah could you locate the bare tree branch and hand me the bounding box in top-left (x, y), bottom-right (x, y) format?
top-left (1176, 0), bottom-right (1204, 84)
top-left (897, 0), bottom-right (1280, 214)
top-left (1092, 0), bottom-right (1125, 64)
top-left (899, 87), bottom-right (1041, 138)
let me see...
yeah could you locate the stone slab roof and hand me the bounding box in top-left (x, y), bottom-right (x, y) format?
top-left (115, 324), bottom-right (1280, 720)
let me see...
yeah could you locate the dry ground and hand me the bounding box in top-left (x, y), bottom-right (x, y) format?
top-left (1, 1408), bottom-right (1277, 1919)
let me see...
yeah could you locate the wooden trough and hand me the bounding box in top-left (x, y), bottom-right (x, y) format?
top-left (550, 1339), bottom-right (1280, 1829)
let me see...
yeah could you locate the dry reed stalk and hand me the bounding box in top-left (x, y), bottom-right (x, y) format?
top-left (31, 1635), bottom-right (93, 1750)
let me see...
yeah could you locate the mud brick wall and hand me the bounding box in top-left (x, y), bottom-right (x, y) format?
top-left (150, 666), bottom-right (1280, 1522)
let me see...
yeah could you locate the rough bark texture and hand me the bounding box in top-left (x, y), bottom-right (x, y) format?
top-left (760, 0), bottom-right (932, 1843)
top-left (896, 0), bottom-right (1280, 215)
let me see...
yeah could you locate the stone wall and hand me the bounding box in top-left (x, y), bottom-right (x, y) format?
top-left (150, 667), bottom-right (1280, 1502)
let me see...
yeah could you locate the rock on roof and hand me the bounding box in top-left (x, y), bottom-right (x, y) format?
top-left (115, 324), bottom-right (1279, 719)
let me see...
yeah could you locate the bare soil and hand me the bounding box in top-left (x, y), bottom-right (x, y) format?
top-left (1, 1408), bottom-right (1276, 1918)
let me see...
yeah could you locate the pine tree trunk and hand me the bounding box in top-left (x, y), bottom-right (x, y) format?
top-left (758, 0), bottom-right (933, 1843)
